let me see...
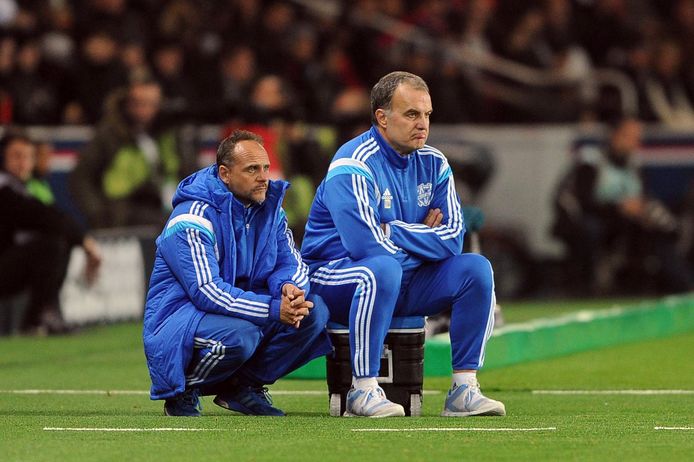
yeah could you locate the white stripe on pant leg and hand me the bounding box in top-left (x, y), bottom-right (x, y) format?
top-left (195, 341), bottom-right (226, 385)
top-left (186, 340), bottom-right (219, 384)
top-left (311, 266), bottom-right (377, 376)
top-left (192, 342), bottom-right (226, 385)
top-left (311, 268), bottom-right (373, 375)
top-left (311, 271), bottom-right (369, 376)
top-left (359, 268), bottom-right (377, 376)
top-left (186, 351), bottom-right (213, 384)
top-left (186, 340), bottom-right (226, 386)
top-left (314, 266), bottom-right (378, 375)
top-left (478, 262), bottom-right (496, 368)
top-left (188, 344), bottom-right (218, 386)
top-left (355, 283), bottom-right (367, 375)
top-left (187, 339), bottom-right (219, 382)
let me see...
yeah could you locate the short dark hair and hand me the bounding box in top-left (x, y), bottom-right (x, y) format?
top-left (0, 128), bottom-right (33, 171)
top-left (216, 130), bottom-right (264, 167)
top-left (370, 71), bottom-right (429, 124)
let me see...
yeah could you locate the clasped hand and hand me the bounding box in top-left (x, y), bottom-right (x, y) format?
top-left (280, 283), bottom-right (313, 328)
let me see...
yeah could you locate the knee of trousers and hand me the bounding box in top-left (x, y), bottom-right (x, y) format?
top-left (305, 294), bottom-right (330, 330)
top-left (451, 254), bottom-right (494, 294)
top-left (358, 255), bottom-right (403, 299)
top-left (226, 327), bottom-right (263, 364)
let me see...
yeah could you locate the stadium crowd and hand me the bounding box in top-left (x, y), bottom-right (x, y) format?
top-left (1, 0), bottom-right (694, 126)
top-left (1, 0), bottom-right (694, 337)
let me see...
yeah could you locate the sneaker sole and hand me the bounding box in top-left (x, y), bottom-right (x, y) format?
top-left (441, 403), bottom-right (506, 417)
top-left (213, 396), bottom-right (250, 415)
top-left (343, 407), bottom-right (406, 418)
top-left (213, 396), bottom-right (285, 417)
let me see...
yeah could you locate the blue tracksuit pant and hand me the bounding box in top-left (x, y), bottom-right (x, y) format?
top-left (309, 254), bottom-right (495, 377)
top-left (184, 294), bottom-right (331, 394)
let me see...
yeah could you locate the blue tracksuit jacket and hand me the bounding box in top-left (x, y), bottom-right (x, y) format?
top-left (143, 165), bottom-right (309, 400)
top-left (302, 126), bottom-right (465, 269)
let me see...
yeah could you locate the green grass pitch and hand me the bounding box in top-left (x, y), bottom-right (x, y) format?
top-left (1, 302), bottom-right (692, 461)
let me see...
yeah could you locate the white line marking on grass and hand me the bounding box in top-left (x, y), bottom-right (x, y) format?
top-left (2, 389), bottom-right (149, 395)
top-left (352, 427), bottom-right (557, 433)
top-left (654, 427), bottom-right (694, 431)
top-left (1, 389), bottom-right (442, 396)
top-left (533, 390), bottom-right (694, 395)
top-left (43, 427), bottom-right (225, 432)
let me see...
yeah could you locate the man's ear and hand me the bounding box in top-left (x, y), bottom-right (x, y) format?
top-left (375, 109), bottom-right (388, 129)
top-left (218, 164), bottom-right (230, 185)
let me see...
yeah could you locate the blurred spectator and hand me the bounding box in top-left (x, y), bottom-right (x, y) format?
top-left (2, 0), bottom-right (694, 125)
top-left (552, 118), bottom-right (693, 294)
top-left (70, 77), bottom-right (196, 228)
top-left (455, 0), bottom-right (494, 57)
top-left (255, 1), bottom-right (296, 73)
top-left (8, 35), bottom-right (62, 124)
top-left (39, 3), bottom-right (76, 69)
top-left (214, 0), bottom-right (262, 45)
top-left (0, 129), bottom-right (101, 335)
top-left (314, 44), bottom-right (362, 114)
top-left (120, 38), bottom-right (149, 80)
top-left (65, 29), bottom-right (127, 124)
top-left (642, 38), bottom-right (694, 128)
top-left (496, 7), bottom-right (550, 69)
top-left (543, 0), bottom-right (577, 50)
top-left (283, 24), bottom-right (326, 123)
top-left (330, 86), bottom-right (371, 146)
top-left (430, 55), bottom-right (480, 123)
top-left (618, 36), bottom-right (652, 121)
top-left (203, 44), bottom-right (257, 122)
top-left (157, 0), bottom-right (201, 49)
top-left (151, 37), bottom-right (197, 125)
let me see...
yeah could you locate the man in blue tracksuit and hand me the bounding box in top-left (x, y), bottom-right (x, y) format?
top-left (144, 130), bottom-right (331, 417)
top-left (302, 72), bottom-right (505, 417)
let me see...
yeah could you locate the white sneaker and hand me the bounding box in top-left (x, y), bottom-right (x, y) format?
top-left (344, 386), bottom-right (405, 417)
top-left (441, 382), bottom-right (506, 417)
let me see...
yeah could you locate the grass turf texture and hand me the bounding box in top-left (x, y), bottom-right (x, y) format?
top-left (1, 301), bottom-right (693, 461)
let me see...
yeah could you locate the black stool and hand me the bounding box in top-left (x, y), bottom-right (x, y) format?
top-left (326, 316), bottom-right (425, 416)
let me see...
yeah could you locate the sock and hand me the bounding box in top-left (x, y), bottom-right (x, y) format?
top-left (353, 376), bottom-right (378, 390)
top-left (452, 372), bottom-right (477, 388)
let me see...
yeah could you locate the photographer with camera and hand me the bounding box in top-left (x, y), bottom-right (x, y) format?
top-left (553, 118), bottom-right (693, 294)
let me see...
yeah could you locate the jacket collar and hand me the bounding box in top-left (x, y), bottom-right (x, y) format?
top-left (370, 125), bottom-right (414, 170)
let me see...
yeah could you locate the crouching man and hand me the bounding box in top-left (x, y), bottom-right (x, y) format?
top-left (144, 130), bottom-right (331, 416)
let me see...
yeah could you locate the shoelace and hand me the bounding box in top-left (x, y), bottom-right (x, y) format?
top-left (253, 387), bottom-right (273, 405)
